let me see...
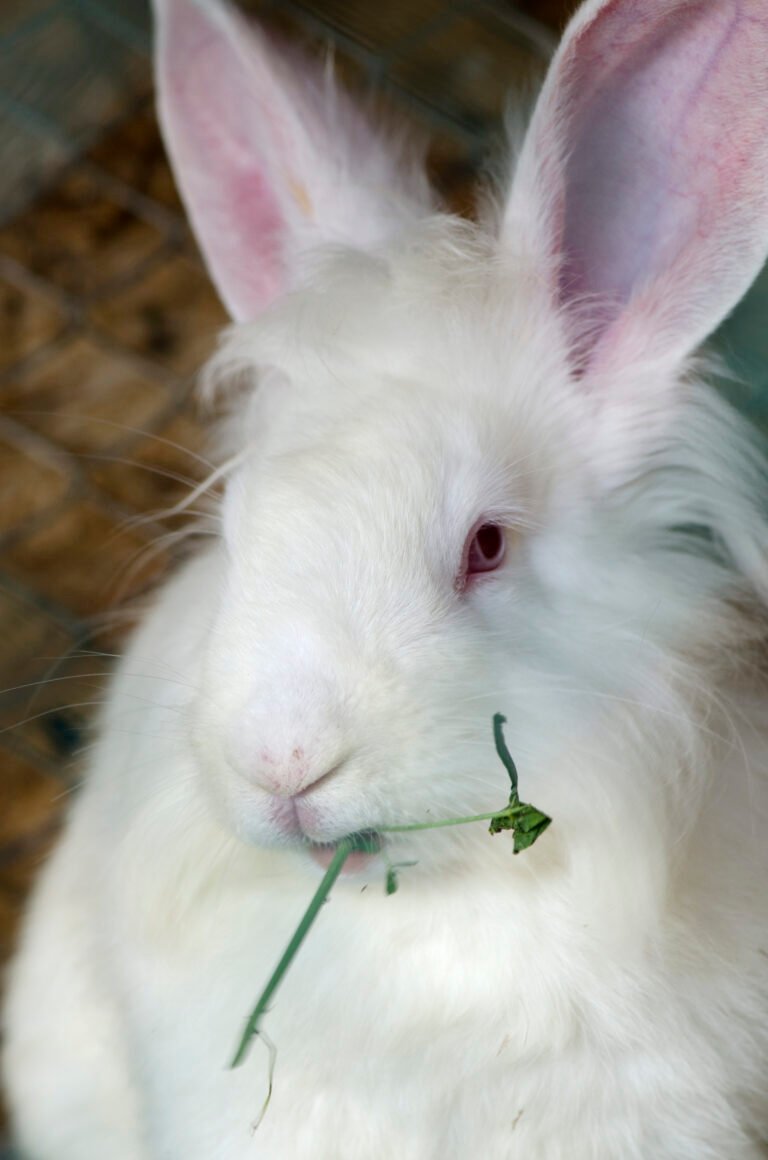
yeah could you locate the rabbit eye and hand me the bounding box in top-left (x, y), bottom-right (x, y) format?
top-left (457, 522), bottom-right (506, 590)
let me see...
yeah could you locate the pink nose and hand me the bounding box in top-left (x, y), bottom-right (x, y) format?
top-left (228, 651), bottom-right (351, 798)
top-left (250, 743), bottom-right (339, 798)
top-left (229, 689), bottom-right (348, 798)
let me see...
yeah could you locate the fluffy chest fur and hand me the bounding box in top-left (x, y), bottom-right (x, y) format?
top-left (68, 553), bottom-right (766, 1160)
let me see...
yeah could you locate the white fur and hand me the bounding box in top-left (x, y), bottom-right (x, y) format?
top-left (3, 0), bottom-right (768, 1156)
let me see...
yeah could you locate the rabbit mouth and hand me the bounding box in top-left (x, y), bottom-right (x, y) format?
top-left (307, 830), bottom-right (383, 873)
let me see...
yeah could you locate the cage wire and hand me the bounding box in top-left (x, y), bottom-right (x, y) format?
top-left (0, 0), bottom-right (559, 225)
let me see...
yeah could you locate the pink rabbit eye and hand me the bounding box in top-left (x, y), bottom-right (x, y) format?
top-left (457, 522), bottom-right (506, 590)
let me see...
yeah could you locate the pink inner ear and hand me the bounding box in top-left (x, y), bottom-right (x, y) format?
top-left (231, 169), bottom-right (285, 306)
top-left (561, 7), bottom-right (728, 305)
top-left (538, 0), bottom-right (768, 369)
top-left (155, 0), bottom-right (433, 324)
top-left (156, 0), bottom-right (289, 321)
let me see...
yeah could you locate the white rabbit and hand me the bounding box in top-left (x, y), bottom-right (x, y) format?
top-left (3, 0), bottom-right (768, 1156)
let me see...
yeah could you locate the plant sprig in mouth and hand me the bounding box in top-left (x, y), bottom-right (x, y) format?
top-left (306, 829), bottom-right (383, 856)
top-left (230, 714), bottom-right (551, 1071)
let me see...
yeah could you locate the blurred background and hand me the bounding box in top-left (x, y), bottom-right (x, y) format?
top-left (0, 0), bottom-right (765, 1150)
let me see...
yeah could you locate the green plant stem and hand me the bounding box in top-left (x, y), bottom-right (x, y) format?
top-left (229, 715), bottom-right (550, 1073)
top-left (378, 809), bottom-right (511, 834)
top-left (230, 839), bottom-right (353, 1067)
top-left (492, 713), bottom-right (519, 790)
top-left (230, 807), bottom-right (526, 1068)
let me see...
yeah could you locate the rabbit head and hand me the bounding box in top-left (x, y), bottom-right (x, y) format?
top-left (153, 0), bottom-right (768, 889)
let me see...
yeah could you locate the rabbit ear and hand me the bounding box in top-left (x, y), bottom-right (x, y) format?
top-left (153, 0), bottom-right (430, 321)
top-left (505, 0), bottom-right (768, 378)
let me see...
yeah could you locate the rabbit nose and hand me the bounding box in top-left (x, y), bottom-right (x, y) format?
top-left (249, 744), bottom-right (341, 798)
top-left (228, 682), bottom-right (349, 798)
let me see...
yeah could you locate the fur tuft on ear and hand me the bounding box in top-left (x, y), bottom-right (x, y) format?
top-left (152, 0), bottom-right (432, 321)
top-left (505, 0), bottom-right (768, 379)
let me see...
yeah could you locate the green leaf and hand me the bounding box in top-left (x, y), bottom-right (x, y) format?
top-left (510, 805), bottom-right (552, 853)
top-left (488, 718), bottom-right (552, 853)
top-left (385, 860), bottom-right (418, 895)
top-left (488, 797), bottom-right (551, 850)
top-left (487, 799), bottom-right (521, 834)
